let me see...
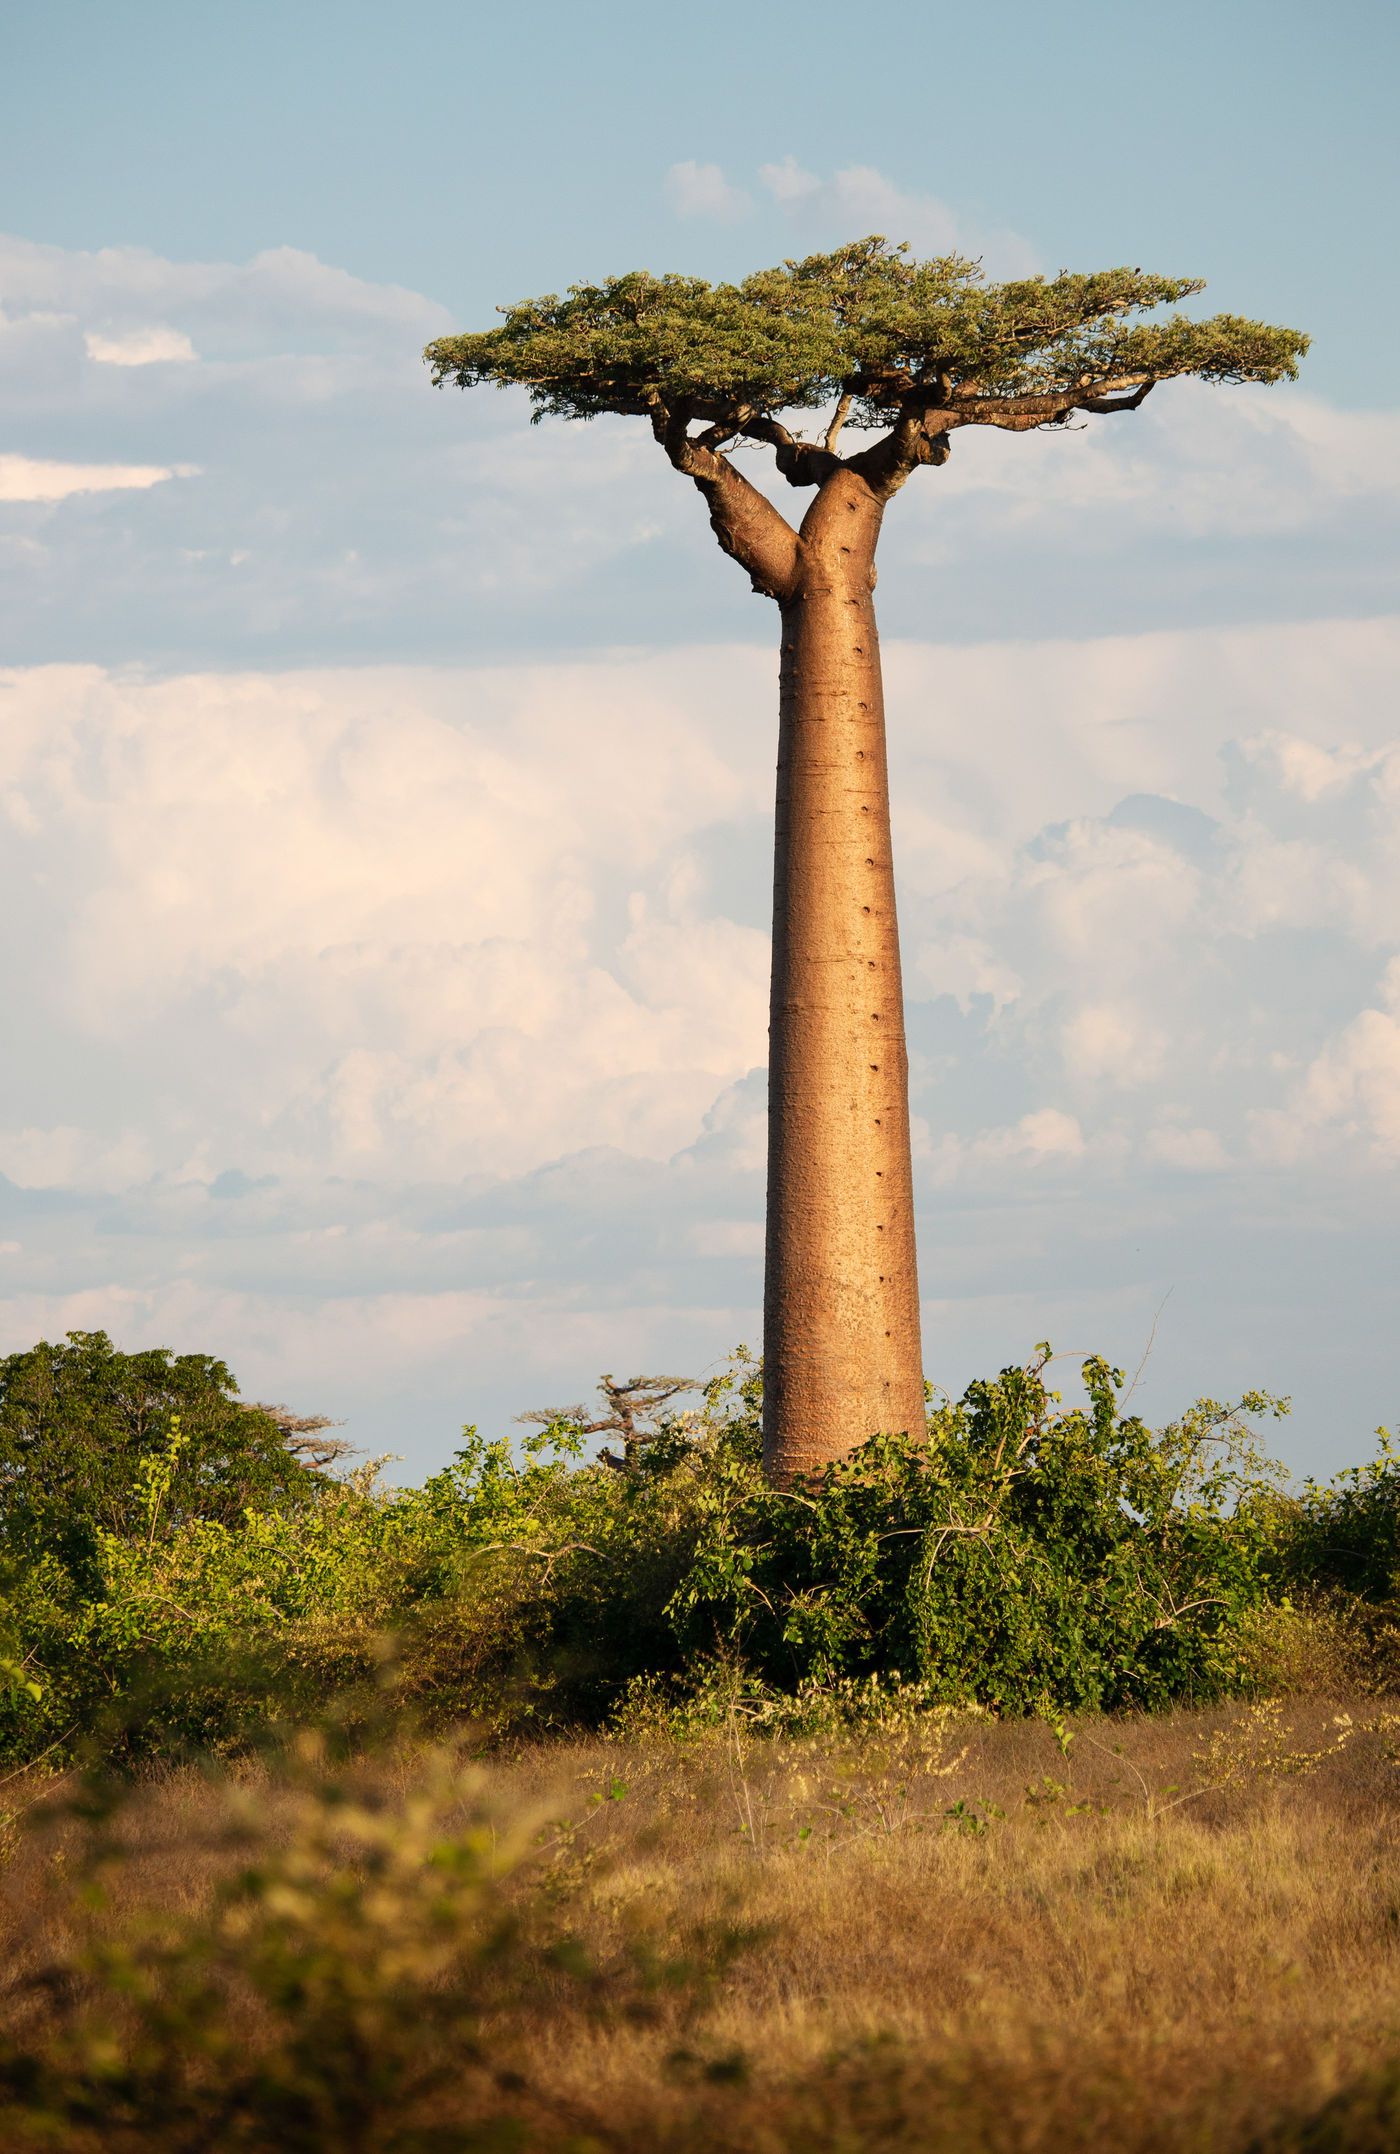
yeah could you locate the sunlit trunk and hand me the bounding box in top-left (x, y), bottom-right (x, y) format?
top-left (762, 472), bottom-right (925, 1484)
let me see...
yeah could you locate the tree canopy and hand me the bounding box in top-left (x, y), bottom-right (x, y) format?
top-left (0, 1330), bottom-right (324, 1581)
top-left (426, 238), bottom-right (1308, 482)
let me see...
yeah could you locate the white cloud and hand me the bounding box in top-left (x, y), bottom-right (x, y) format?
top-left (0, 619), bottom-right (1393, 1468)
top-left (757, 157), bottom-right (1038, 274)
top-left (664, 161), bottom-right (752, 222)
top-left (911, 380), bottom-right (1400, 548)
top-left (658, 156), bottom-right (1036, 268)
top-left (973, 1109), bottom-right (1085, 1162)
top-left (0, 1126), bottom-right (152, 1191)
top-left (0, 653), bottom-right (773, 1183)
top-left (0, 234), bottom-right (446, 351)
top-left (85, 325), bottom-right (196, 366)
top-left (757, 155), bottom-right (820, 209)
top-left (3, 619), bottom-right (1398, 1212)
top-left (1061, 1003), bottom-right (1168, 1089)
top-left (1256, 954), bottom-right (1400, 1164)
top-left (0, 1127), bottom-right (89, 1187)
top-left (0, 453), bottom-right (198, 501)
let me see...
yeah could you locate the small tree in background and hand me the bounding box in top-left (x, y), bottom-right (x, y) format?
top-left (249, 1402), bottom-right (357, 1473)
top-left (427, 241), bottom-right (1307, 1484)
top-left (516, 1373), bottom-right (699, 1475)
top-left (0, 1331), bottom-right (327, 1585)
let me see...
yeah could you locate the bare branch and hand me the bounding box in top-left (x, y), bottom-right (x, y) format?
top-left (645, 402), bottom-right (800, 598)
top-left (247, 1400), bottom-right (358, 1473)
top-left (690, 400), bottom-right (760, 452)
top-left (517, 1372), bottom-right (704, 1477)
top-left (824, 389), bottom-right (854, 453)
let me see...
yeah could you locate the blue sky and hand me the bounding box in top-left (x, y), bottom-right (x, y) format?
top-left (0, 0), bottom-right (1397, 1475)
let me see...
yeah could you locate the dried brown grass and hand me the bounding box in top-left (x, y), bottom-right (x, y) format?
top-left (6, 1698), bottom-right (1400, 2150)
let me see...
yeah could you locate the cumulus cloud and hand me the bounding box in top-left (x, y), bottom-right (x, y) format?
top-left (0, 231), bottom-right (1395, 668)
top-left (888, 619), bottom-right (1400, 1180)
top-left (659, 153), bottom-right (1035, 268)
top-left (664, 160), bottom-right (752, 222)
top-left (0, 653), bottom-right (773, 1185)
top-left (0, 617), bottom-right (1396, 1465)
top-left (0, 234), bottom-right (443, 351)
top-left (973, 1110), bottom-right (1086, 1162)
top-left (757, 157), bottom-right (1039, 274)
top-left (1143, 1124), bottom-right (1229, 1172)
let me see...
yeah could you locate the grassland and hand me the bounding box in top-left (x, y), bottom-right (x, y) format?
top-left (5, 1695), bottom-right (1400, 2151)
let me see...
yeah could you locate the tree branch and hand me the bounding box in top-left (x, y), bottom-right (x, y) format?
top-left (824, 389), bottom-right (854, 453)
top-left (847, 406), bottom-right (953, 501)
top-left (647, 394), bottom-right (800, 601)
top-left (1077, 380), bottom-right (1156, 415)
top-left (952, 374), bottom-right (1157, 430)
top-left (732, 414), bottom-right (842, 492)
top-left (700, 458), bottom-right (802, 598)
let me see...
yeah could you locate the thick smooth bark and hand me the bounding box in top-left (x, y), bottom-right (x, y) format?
top-left (762, 471), bottom-right (924, 1483)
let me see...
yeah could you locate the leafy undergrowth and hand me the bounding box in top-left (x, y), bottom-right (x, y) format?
top-left (5, 1700), bottom-right (1400, 2150)
top-left (1, 1333), bottom-right (1363, 1769)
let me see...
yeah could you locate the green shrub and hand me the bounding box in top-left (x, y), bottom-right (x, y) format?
top-left (652, 1349), bottom-right (1288, 1716)
top-left (0, 1330), bottom-right (1373, 1772)
top-left (1274, 1432), bottom-right (1400, 1603)
top-left (0, 1331), bottom-right (323, 1571)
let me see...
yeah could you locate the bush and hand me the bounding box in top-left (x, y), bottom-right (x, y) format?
top-left (0, 1336), bottom-right (1314, 1770)
top-left (0, 1734), bottom-right (746, 2151)
top-left (653, 1348), bottom-right (1289, 1716)
top-left (0, 1331), bottom-right (324, 1567)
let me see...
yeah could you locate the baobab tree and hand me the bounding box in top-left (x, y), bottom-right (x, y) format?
top-left (426, 239), bottom-right (1306, 1486)
top-left (516, 1373), bottom-right (699, 1476)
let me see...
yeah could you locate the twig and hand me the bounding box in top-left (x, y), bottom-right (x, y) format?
top-left (1122, 1291), bottom-right (1174, 1408)
top-left (0, 1727), bottom-right (80, 1791)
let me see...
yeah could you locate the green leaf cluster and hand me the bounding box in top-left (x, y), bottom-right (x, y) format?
top-left (0, 1331), bottom-right (322, 1584)
top-left (663, 1354), bottom-right (1289, 1717)
top-left (1270, 1427), bottom-right (1400, 1603)
top-left (0, 1336), bottom-right (1315, 1766)
top-left (425, 237), bottom-right (1308, 430)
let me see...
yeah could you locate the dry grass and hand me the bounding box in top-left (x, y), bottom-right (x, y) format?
top-left (6, 1698), bottom-right (1400, 2149)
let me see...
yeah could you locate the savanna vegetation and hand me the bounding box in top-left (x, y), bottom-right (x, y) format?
top-left (0, 1325), bottom-right (1398, 2149)
top-left (2, 1325), bottom-right (1387, 1770)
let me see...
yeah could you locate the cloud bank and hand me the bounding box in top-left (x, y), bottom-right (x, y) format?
top-left (0, 617), bottom-right (1396, 1470)
top-left (2, 227), bottom-right (1394, 675)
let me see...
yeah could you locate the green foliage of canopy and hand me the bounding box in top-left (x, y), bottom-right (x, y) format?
top-left (1272, 1431), bottom-right (1400, 1604)
top-left (663, 1354), bottom-right (1288, 1717)
top-left (0, 1329), bottom-right (322, 1600)
top-left (425, 238), bottom-right (1308, 436)
top-left (0, 1336), bottom-right (1331, 1768)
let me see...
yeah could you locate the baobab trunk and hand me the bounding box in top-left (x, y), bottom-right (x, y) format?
top-left (762, 471), bottom-right (924, 1484)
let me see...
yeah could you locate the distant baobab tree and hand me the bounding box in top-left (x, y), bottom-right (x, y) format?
top-left (426, 239), bottom-right (1306, 1485)
top-left (516, 1373), bottom-right (699, 1476)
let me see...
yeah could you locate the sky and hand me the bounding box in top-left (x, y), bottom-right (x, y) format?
top-left (0, 0), bottom-right (1397, 1478)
